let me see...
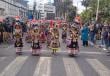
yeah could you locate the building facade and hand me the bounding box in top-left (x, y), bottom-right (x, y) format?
top-left (0, 0), bottom-right (28, 19)
top-left (28, 2), bottom-right (41, 20)
top-left (28, 2), bottom-right (55, 19)
top-left (37, 3), bottom-right (45, 19)
top-left (43, 3), bottom-right (55, 19)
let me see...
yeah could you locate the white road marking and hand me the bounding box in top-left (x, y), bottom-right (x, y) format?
top-left (0, 56), bottom-right (28, 76)
top-left (86, 59), bottom-right (110, 76)
top-left (0, 57), bottom-right (6, 62)
top-left (45, 50), bottom-right (104, 55)
top-left (63, 58), bottom-right (84, 76)
top-left (80, 51), bottom-right (104, 55)
top-left (33, 57), bottom-right (51, 76)
top-left (35, 50), bottom-right (104, 55)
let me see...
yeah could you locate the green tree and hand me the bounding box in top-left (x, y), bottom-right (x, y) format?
top-left (81, 0), bottom-right (91, 10)
top-left (81, 0), bottom-right (110, 22)
top-left (67, 6), bottom-right (77, 22)
top-left (80, 9), bottom-right (93, 23)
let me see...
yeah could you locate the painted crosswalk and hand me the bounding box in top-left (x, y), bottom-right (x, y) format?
top-left (86, 59), bottom-right (110, 76)
top-left (63, 58), bottom-right (84, 76)
top-left (33, 57), bottom-right (51, 76)
top-left (0, 56), bottom-right (110, 76)
top-left (0, 56), bottom-right (28, 76)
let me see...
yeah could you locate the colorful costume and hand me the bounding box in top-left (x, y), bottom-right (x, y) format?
top-left (31, 36), bottom-right (41, 55)
top-left (51, 42), bottom-right (59, 50)
top-left (62, 31), bottom-right (67, 42)
top-left (32, 40), bottom-right (40, 49)
top-left (14, 37), bottom-right (23, 55)
top-left (47, 32), bottom-right (52, 47)
top-left (40, 31), bottom-right (46, 43)
top-left (51, 39), bottom-right (60, 54)
top-left (69, 39), bottom-right (78, 49)
top-left (68, 27), bottom-right (79, 56)
top-left (14, 38), bottom-right (23, 47)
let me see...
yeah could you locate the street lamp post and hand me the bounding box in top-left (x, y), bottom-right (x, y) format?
top-left (96, 0), bottom-right (100, 21)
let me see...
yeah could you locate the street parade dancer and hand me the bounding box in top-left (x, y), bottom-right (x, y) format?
top-left (14, 23), bottom-right (23, 55)
top-left (62, 25), bottom-right (67, 43)
top-left (14, 35), bottom-right (23, 55)
top-left (31, 29), bottom-right (41, 56)
top-left (68, 27), bottom-right (79, 57)
top-left (50, 37), bottom-right (60, 55)
top-left (50, 28), bottom-right (60, 54)
top-left (46, 31), bottom-right (52, 48)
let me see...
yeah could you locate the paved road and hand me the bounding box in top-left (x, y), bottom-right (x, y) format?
top-left (0, 38), bottom-right (110, 76)
top-left (0, 28), bottom-right (110, 76)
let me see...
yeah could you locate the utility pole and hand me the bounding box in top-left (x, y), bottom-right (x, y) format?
top-left (96, 0), bottom-right (100, 21)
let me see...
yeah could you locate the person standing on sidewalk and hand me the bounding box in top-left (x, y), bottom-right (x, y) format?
top-left (101, 27), bottom-right (104, 47)
top-left (81, 24), bottom-right (89, 47)
top-left (88, 23), bottom-right (96, 45)
top-left (102, 25), bottom-right (110, 55)
top-left (107, 24), bottom-right (110, 55)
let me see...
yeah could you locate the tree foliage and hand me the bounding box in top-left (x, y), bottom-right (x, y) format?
top-left (81, 0), bottom-right (110, 23)
top-left (81, 0), bottom-right (91, 9)
top-left (60, 0), bottom-right (75, 19)
top-left (67, 6), bottom-right (77, 22)
top-left (80, 9), bottom-right (92, 23)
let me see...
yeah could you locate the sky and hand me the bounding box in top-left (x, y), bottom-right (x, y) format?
top-left (28, 0), bottom-right (85, 13)
top-left (73, 0), bottom-right (85, 13)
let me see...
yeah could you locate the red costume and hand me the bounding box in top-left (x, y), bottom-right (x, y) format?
top-left (39, 31), bottom-right (46, 43)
